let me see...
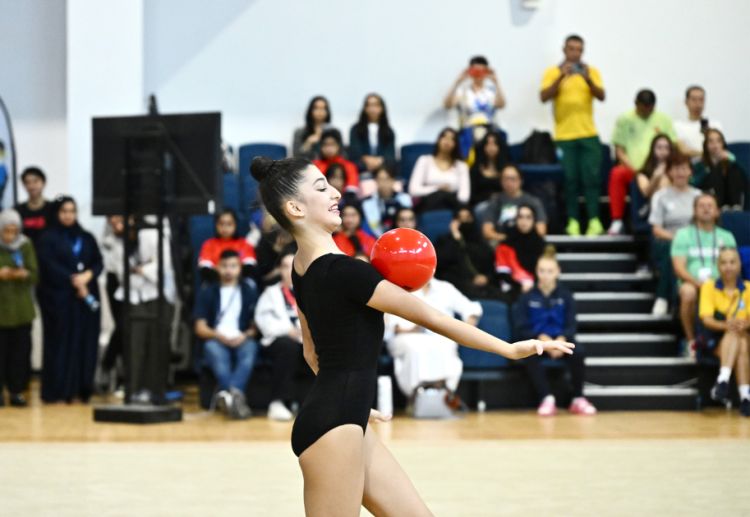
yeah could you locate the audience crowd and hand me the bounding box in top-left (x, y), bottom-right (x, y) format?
top-left (2, 34), bottom-right (748, 418)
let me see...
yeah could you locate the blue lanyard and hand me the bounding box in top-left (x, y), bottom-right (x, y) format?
top-left (71, 236), bottom-right (83, 258)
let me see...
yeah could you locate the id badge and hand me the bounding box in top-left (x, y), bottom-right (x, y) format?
top-left (697, 266), bottom-right (713, 283)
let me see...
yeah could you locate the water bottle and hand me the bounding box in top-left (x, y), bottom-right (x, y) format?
top-left (83, 294), bottom-right (100, 312)
top-left (377, 375), bottom-right (393, 417)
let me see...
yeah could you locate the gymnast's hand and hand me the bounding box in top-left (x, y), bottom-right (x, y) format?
top-left (369, 408), bottom-right (392, 423)
top-left (512, 339), bottom-right (575, 359)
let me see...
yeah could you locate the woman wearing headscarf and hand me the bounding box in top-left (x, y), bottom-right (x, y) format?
top-left (37, 196), bottom-right (103, 403)
top-left (495, 204), bottom-right (546, 295)
top-left (0, 209), bottom-right (38, 407)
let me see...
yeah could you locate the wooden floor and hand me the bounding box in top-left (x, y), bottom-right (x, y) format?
top-left (2, 384), bottom-right (750, 516)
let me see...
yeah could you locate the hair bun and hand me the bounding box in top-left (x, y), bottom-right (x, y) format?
top-left (250, 156), bottom-right (274, 182)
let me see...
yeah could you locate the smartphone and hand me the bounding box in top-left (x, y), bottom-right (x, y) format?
top-left (571, 63), bottom-right (584, 74)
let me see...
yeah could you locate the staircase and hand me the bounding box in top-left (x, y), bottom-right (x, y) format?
top-left (550, 235), bottom-right (698, 410)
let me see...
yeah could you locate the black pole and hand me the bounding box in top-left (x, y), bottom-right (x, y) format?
top-left (0, 95), bottom-right (18, 206)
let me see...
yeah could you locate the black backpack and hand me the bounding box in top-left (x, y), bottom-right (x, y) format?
top-left (521, 130), bottom-right (557, 164)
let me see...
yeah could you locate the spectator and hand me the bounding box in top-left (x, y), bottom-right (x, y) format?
top-left (14, 167), bottom-right (55, 247)
top-left (699, 247), bottom-right (750, 416)
top-left (693, 129), bottom-right (746, 210)
top-left (333, 202), bottom-right (376, 257)
top-left (394, 207), bottom-right (418, 230)
top-left (111, 216), bottom-right (177, 405)
top-left (443, 55), bottom-right (506, 158)
top-left (348, 94), bottom-right (397, 173)
top-left (469, 130), bottom-right (509, 210)
top-left (513, 247), bottom-right (596, 416)
top-left (361, 165), bottom-right (412, 236)
top-left (198, 209), bottom-right (257, 284)
top-left (540, 34), bottom-right (606, 237)
top-left (635, 134), bottom-right (675, 201)
top-left (255, 217), bottom-right (295, 290)
top-left (194, 250), bottom-right (259, 419)
top-left (0, 209), bottom-right (38, 407)
top-left (408, 128), bottom-right (470, 212)
top-left (37, 196), bottom-right (103, 403)
top-left (481, 164), bottom-right (547, 246)
top-left (495, 204), bottom-right (546, 295)
top-left (672, 194), bottom-right (736, 355)
top-left (435, 206), bottom-right (507, 301)
top-left (648, 153), bottom-right (701, 316)
top-left (674, 86), bottom-right (723, 161)
top-left (322, 163), bottom-right (359, 206)
top-left (608, 89), bottom-right (677, 235)
top-left (254, 251), bottom-right (306, 421)
top-left (312, 128), bottom-right (360, 195)
top-left (292, 96), bottom-right (333, 160)
top-left (385, 277), bottom-right (482, 399)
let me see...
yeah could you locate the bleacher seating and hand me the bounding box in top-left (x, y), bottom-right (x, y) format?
top-left (459, 300), bottom-right (510, 369)
top-left (417, 209), bottom-right (453, 243)
top-left (399, 143), bottom-right (432, 186)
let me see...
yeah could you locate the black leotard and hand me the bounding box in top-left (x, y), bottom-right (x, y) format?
top-left (290, 253), bottom-right (385, 457)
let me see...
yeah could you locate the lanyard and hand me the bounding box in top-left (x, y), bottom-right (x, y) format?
top-left (694, 226), bottom-right (716, 267)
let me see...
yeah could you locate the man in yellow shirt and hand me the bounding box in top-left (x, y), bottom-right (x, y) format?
top-left (540, 34), bottom-right (605, 236)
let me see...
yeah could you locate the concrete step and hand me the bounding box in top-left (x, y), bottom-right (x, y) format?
top-left (558, 252), bottom-right (637, 273)
top-left (560, 272), bottom-right (654, 291)
top-left (584, 356), bottom-right (696, 386)
top-left (547, 234), bottom-right (643, 253)
top-left (583, 384), bottom-right (699, 410)
top-left (576, 332), bottom-right (678, 357)
top-left (577, 313), bottom-right (674, 332)
top-left (574, 292), bottom-right (654, 313)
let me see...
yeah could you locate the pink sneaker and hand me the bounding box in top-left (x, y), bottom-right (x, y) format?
top-left (537, 395), bottom-right (557, 416)
top-left (569, 397), bottom-right (597, 415)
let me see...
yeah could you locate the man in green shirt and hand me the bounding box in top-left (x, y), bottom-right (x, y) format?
top-left (671, 194), bottom-right (736, 355)
top-left (607, 89), bottom-right (676, 235)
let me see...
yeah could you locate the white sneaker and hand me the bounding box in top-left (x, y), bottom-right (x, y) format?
top-left (607, 219), bottom-right (623, 235)
top-left (651, 297), bottom-right (668, 316)
top-left (268, 400), bottom-right (294, 421)
top-left (214, 390), bottom-right (232, 415)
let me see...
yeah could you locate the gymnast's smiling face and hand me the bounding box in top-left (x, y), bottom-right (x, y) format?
top-left (287, 165), bottom-right (342, 234)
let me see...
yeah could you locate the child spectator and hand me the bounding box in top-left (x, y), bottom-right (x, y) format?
top-left (0, 209), bottom-right (38, 407)
top-left (648, 153), bottom-right (701, 316)
top-left (408, 128), bottom-right (470, 212)
top-left (333, 203), bottom-right (376, 257)
top-left (482, 164), bottom-right (547, 246)
top-left (513, 247), bottom-right (596, 416)
top-left (699, 247), bottom-right (750, 416)
top-left (194, 250), bottom-right (259, 419)
top-left (693, 129), bottom-right (746, 210)
top-left (361, 165), bottom-right (412, 237)
top-left (469, 130), bottom-right (509, 210)
top-left (292, 96), bottom-right (333, 160)
top-left (37, 196), bottom-right (103, 403)
top-left (312, 129), bottom-right (359, 194)
top-left (540, 34), bottom-right (606, 238)
top-left (394, 207), bottom-right (418, 230)
top-left (495, 204), bottom-right (546, 295)
top-left (348, 94), bottom-right (396, 173)
top-left (14, 167), bottom-right (55, 247)
top-left (255, 217), bottom-right (295, 290)
top-left (254, 252), bottom-right (305, 421)
top-left (672, 194), bottom-right (736, 354)
top-left (198, 209), bottom-right (257, 284)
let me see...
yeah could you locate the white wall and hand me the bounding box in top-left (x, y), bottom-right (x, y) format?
top-left (144, 0), bottom-right (750, 153)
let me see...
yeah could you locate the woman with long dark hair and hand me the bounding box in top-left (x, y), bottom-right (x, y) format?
top-left (250, 155), bottom-right (573, 515)
top-left (469, 130), bottom-right (509, 208)
top-left (37, 196), bottom-right (103, 403)
top-left (694, 128), bottom-right (746, 209)
top-left (348, 93), bottom-right (396, 173)
top-left (292, 96), bottom-right (333, 160)
top-left (332, 202), bottom-right (376, 258)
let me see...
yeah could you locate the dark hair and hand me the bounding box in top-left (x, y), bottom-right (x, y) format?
top-left (373, 164), bottom-right (396, 180)
top-left (685, 85), bottom-right (705, 100)
top-left (394, 206), bottom-right (416, 227)
top-left (516, 202), bottom-right (537, 221)
top-left (251, 156), bottom-right (311, 233)
top-left (452, 203), bottom-right (473, 218)
top-left (325, 163), bottom-right (346, 183)
top-left (474, 130), bottom-right (508, 171)
top-left (340, 200), bottom-right (365, 229)
top-left (701, 128), bottom-right (731, 177)
top-left (353, 93), bottom-right (394, 146)
top-left (635, 89), bottom-right (656, 106)
top-left (21, 166), bottom-right (46, 183)
top-left (469, 55), bottom-right (489, 66)
top-left (214, 208), bottom-right (239, 238)
top-left (565, 34), bottom-right (584, 45)
top-left (432, 127), bottom-right (462, 163)
top-left (219, 249), bottom-right (241, 262)
top-left (691, 193), bottom-right (719, 225)
top-left (302, 96), bottom-right (331, 140)
top-left (666, 151), bottom-right (691, 173)
top-left (52, 195), bottom-right (79, 228)
top-left (639, 134), bottom-right (673, 177)
top-left (0, 140), bottom-right (5, 152)
top-left (320, 128), bottom-right (343, 150)
top-left (501, 163), bottom-right (523, 181)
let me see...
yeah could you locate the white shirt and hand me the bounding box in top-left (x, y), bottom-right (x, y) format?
top-left (454, 82), bottom-right (497, 127)
top-left (215, 286), bottom-right (243, 338)
top-left (674, 118), bottom-right (722, 156)
top-left (112, 226), bottom-right (176, 305)
top-left (254, 282), bottom-right (300, 346)
top-left (367, 123), bottom-right (379, 152)
top-left (408, 155), bottom-right (471, 203)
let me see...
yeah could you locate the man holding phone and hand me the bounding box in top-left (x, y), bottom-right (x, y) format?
top-left (674, 85), bottom-right (724, 161)
top-left (540, 34), bottom-right (605, 237)
top-left (444, 55), bottom-right (506, 158)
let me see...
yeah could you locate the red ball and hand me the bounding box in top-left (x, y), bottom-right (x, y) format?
top-left (370, 228), bottom-right (436, 292)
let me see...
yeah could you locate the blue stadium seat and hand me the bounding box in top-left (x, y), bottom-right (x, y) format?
top-left (237, 143), bottom-right (288, 222)
top-left (518, 163), bottom-right (564, 184)
top-left (629, 181), bottom-right (651, 235)
top-left (399, 143), bottom-right (432, 186)
top-left (222, 173), bottom-right (240, 212)
top-left (508, 143), bottom-right (524, 163)
top-left (417, 209), bottom-right (453, 243)
top-left (726, 142), bottom-right (750, 210)
top-left (459, 300), bottom-right (510, 368)
top-left (721, 211), bottom-right (750, 247)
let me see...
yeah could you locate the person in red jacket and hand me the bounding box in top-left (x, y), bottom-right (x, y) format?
top-left (333, 203), bottom-right (376, 257)
top-left (312, 128), bottom-right (360, 195)
top-left (198, 209), bottom-right (257, 283)
top-left (495, 204), bottom-right (546, 294)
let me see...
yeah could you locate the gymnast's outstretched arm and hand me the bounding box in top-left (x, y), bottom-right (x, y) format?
top-left (367, 280), bottom-right (574, 360)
